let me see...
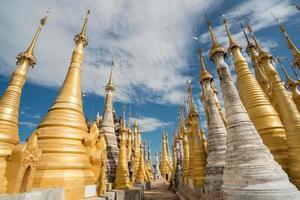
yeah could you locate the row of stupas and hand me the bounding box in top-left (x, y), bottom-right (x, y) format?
top-left (0, 10), bottom-right (156, 200)
top-left (167, 16), bottom-right (300, 200)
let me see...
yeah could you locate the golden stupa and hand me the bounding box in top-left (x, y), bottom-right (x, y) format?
top-left (114, 116), bottom-right (132, 189)
top-left (160, 131), bottom-right (172, 182)
top-left (135, 144), bottom-right (147, 184)
top-left (251, 31), bottom-right (300, 189)
top-left (0, 16), bottom-right (46, 194)
top-left (185, 81), bottom-right (206, 187)
top-left (180, 108), bottom-right (190, 185)
top-left (223, 19), bottom-right (288, 171)
top-left (32, 11), bottom-right (95, 200)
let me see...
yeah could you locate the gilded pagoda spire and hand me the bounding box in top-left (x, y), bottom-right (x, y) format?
top-left (106, 62), bottom-right (115, 91)
top-left (206, 15), bottom-right (226, 59)
top-left (199, 49), bottom-right (213, 81)
top-left (100, 60), bottom-right (119, 183)
top-left (223, 18), bottom-right (288, 172)
top-left (251, 29), bottom-right (300, 189)
top-left (179, 106), bottom-right (186, 139)
top-left (185, 81), bottom-right (206, 187)
top-left (160, 131), bottom-right (172, 182)
top-left (198, 49), bottom-right (227, 196)
top-left (277, 58), bottom-right (300, 112)
top-left (33, 11), bottom-right (95, 200)
top-left (114, 116), bottom-right (131, 189)
top-left (180, 107), bottom-right (190, 185)
top-left (273, 14), bottom-right (300, 69)
top-left (208, 20), bottom-right (298, 199)
top-left (126, 112), bottom-right (133, 164)
top-left (133, 119), bottom-right (140, 179)
top-left (223, 18), bottom-right (241, 50)
top-left (0, 15), bottom-right (47, 194)
top-left (241, 23), bottom-right (273, 99)
top-left (135, 144), bottom-right (147, 184)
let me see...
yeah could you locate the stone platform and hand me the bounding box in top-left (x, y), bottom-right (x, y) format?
top-left (0, 188), bottom-right (64, 200)
top-left (86, 187), bottom-right (143, 200)
top-left (177, 184), bottom-right (203, 200)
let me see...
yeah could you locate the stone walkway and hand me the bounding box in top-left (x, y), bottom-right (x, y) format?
top-left (144, 180), bottom-right (178, 200)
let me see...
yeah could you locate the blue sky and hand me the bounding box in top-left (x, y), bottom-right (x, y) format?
top-left (1, 0), bottom-right (300, 157)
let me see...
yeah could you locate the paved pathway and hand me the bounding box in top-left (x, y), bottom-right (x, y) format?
top-left (144, 180), bottom-right (178, 200)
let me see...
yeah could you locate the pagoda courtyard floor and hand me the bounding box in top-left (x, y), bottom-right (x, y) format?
top-left (144, 180), bottom-right (178, 200)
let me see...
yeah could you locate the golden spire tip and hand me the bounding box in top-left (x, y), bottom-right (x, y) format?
top-left (19, 10), bottom-right (49, 66)
top-left (246, 22), bottom-right (263, 53)
top-left (205, 14), bottom-right (225, 59)
top-left (105, 60), bottom-right (115, 91)
top-left (223, 16), bottom-right (239, 49)
top-left (277, 57), bottom-right (296, 84)
top-left (198, 48), bottom-right (207, 71)
top-left (75, 9), bottom-right (90, 46)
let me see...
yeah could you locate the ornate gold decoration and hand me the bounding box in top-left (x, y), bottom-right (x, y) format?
top-left (32, 11), bottom-right (95, 200)
top-left (84, 122), bottom-right (107, 195)
top-left (0, 16), bottom-right (46, 194)
top-left (97, 133), bottom-right (107, 196)
top-left (6, 132), bottom-right (41, 194)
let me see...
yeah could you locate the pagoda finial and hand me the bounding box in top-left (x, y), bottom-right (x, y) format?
top-left (288, 60), bottom-right (299, 80)
top-left (271, 12), bottom-right (300, 67)
top-left (240, 22), bottom-right (250, 45)
top-left (17, 11), bottom-right (48, 67)
top-left (199, 48), bottom-right (208, 72)
top-left (105, 60), bottom-right (115, 91)
top-left (186, 80), bottom-right (197, 113)
top-left (240, 22), bottom-right (255, 55)
top-left (205, 15), bottom-right (226, 59)
top-left (74, 9), bottom-right (90, 47)
top-left (199, 48), bottom-right (213, 82)
top-left (223, 16), bottom-right (241, 50)
top-left (179, 106), bottom-right (185, 127)
top-left (246, 22), bottom-right (269, 58)
top-left (277, 57), bottom-right (297, 86)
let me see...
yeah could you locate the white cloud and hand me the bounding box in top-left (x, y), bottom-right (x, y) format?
top-left (0, 0), bottom-right (223, 105)
top-left (132, 116), bottom-right (171, 132)
top-left (19, 121), bottom-right (37, 128)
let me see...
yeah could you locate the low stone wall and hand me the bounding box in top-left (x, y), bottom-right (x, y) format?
top-left (113, 187), bottom-right (143, 200)
top-left (0, 188), bottom-right (64, 200)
